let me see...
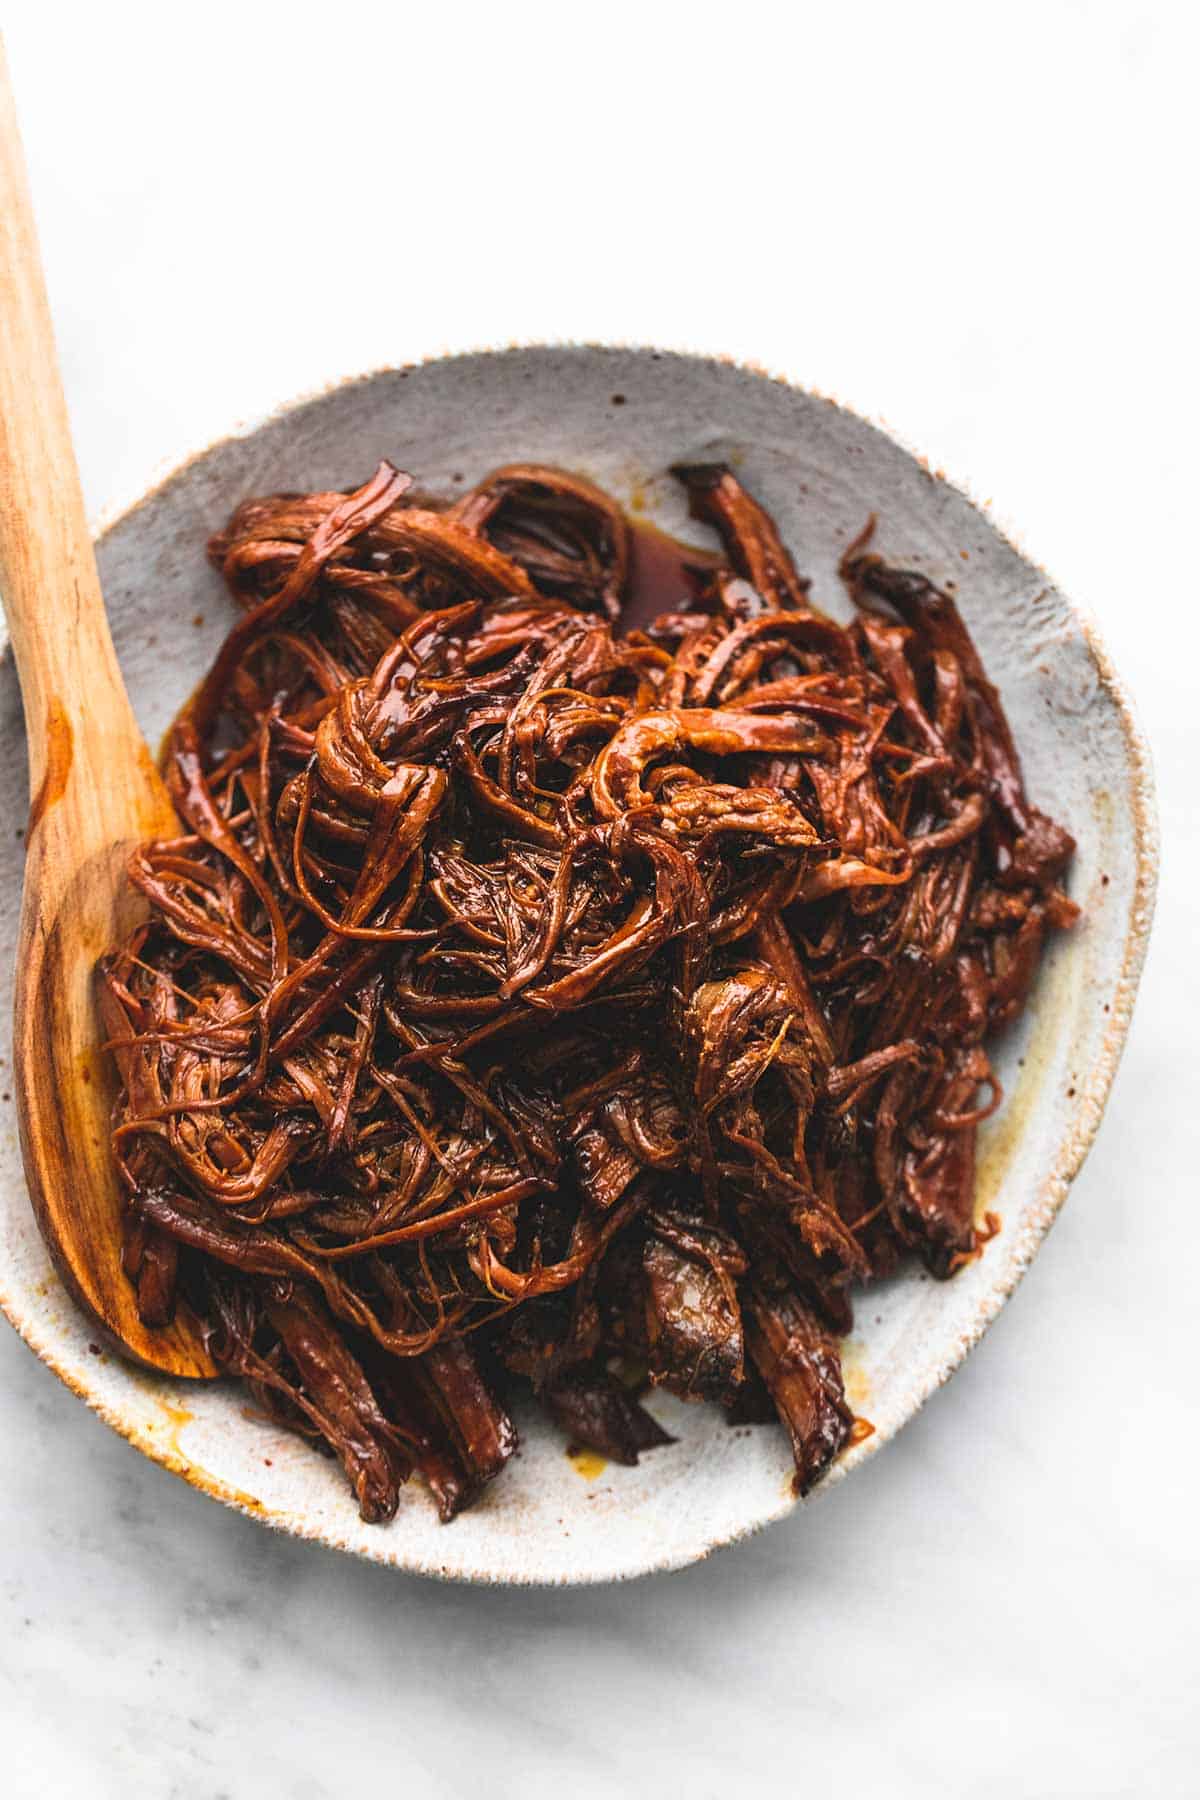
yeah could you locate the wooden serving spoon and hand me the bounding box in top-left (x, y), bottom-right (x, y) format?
top-left (0, 43), bottom-right (214, 1375)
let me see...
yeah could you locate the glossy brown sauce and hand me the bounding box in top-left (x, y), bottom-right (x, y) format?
top-left (621, 518), bottom-right (722, 634)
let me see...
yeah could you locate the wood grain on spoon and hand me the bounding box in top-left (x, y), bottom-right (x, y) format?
top-left (0, 40), bottom-right (214, 1375)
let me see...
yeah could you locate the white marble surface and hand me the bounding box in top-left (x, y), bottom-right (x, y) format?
top-left (0, 5), bottom-right (1195, 1796)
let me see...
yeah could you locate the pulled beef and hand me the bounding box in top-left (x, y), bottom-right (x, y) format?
top-left (544, 1366), bottom-right (674, 1466)
top-left (100, 459), bottom-right (1076, 1519)
top-left (643, 1212), bottom-right (746, 1404)
top-left (745, 1287), bottom-right (854, 1494)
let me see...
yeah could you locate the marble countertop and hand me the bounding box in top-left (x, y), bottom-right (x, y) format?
top-left (1, 7), bottom-right (1195, 1796)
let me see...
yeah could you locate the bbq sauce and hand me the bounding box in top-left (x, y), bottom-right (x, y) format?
top-left (621, 517), bottom-right (723, 634)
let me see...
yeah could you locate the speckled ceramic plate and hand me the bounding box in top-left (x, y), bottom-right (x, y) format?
top-left (0, 347), bottom-right (1157, 1584)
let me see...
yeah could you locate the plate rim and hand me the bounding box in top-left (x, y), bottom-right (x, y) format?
top-left (0, 341), bottom-right (1161, 1584)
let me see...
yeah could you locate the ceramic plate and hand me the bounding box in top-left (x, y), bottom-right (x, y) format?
top-left (0, 347), bottom-right (1157, 1583)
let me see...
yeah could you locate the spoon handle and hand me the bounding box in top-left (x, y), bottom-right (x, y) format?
top-left (0, 37), bottom-right (140, 819)
top-left (0, 41), bottom-right (213, 1377)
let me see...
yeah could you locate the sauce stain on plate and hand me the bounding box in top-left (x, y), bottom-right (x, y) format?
top-left (567, 1446), bottom-right (608, 1481)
